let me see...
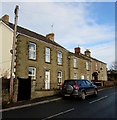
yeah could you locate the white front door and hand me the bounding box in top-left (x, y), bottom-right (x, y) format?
top-left (45, 70), bottom-right (50, 89)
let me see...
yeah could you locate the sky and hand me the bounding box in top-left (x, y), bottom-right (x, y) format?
top-left (1, 1), bottom-right (116, 69)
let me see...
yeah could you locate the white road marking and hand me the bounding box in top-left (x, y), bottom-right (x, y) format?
top-left (113, 92), bottom-right (117, 95)
top-left (89, 96), bottom-right (108, 104)
top-left (41, 108), bottom-right (75, 120)
top-left (1, 87), bottom-right (115, 112)
top-left (0, 98), bottom-right (62, 112)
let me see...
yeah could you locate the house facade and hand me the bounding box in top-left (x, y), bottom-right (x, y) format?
top-left (14, 33), bottom-right (69, 100)
top-left (68, 51), bottom-right (91, 80)
top-left (0, 15), bottom-right (13, 79)
top-left (91, 59), bottom-right (107, 81)
top-left (1, 15), bottom-right (107, 102)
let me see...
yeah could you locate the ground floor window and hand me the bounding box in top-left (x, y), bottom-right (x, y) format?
top-left (102, 74), bottom-right (104, 80)
top-left (74, 69), bottom-right (77, 79)
top-left (87, 75), bottom-right (89, 80)
top-left (28, 67), bottom-right (36, 79)
top-left (57, 71), bottom-right (62, 85)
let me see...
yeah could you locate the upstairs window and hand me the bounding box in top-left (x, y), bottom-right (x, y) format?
top-left (45, 47), bottom-right (50, 63)
top-left (28, 67), bottom-right (36, 79)
top-left (57, 51), bottom-right (62, 65)
top-left (74, 58), bottom-right (77, 68)
top-left (29, 42), bottom-right (36, 60)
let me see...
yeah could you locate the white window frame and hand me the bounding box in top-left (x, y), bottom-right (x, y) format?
top-left (28, 67), bottom-right (36, 80)
top-left (57, 71), bottom-right (62, 85)
top-left (74, 58), bottom-right (77, 68)
top-left (74, 69), bottom-right (77, 79)
top-left (87, 75), bottom-right (89, 80)
top-left (102, 74), bottom-right (104, 80)
top-left (86, 61), bottom-right (89, 70)
top-left (45, 47), bottom-right (50, 63)
top-left (29, 42), bottom-right (36, 60)
top-left (57, 51), bottom-right (62, 65)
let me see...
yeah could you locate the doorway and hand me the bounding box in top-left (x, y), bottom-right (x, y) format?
top-left (45, 70), bottom-right (50, 90)
top-left (17, 77), bottom-right (31, 101)
top-left (92, 72), bottom-right (98, 80)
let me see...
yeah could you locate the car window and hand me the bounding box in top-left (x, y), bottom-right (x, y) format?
top-left (77, 81), bottom-right (82, 86)
top-left (77, 80), bottom-right (87, 86)
top-left (85, 80), bottom-right (91, 86)
top-left (64, 80), bottom-right (75, 86)
top-left (82, 81), bottom-right (87, 86)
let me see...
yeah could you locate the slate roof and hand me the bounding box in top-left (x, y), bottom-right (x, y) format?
top-left (6, 22), bottom-right (66, 50)
top-left (69, 52), bottom-right (90, 61)
top-left (69, 51), bottom-right (106, 64)
top-left (2, 20), bottom-right (106, 64)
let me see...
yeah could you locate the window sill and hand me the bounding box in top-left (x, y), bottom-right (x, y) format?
top-left (45, 62), bottom-right (51, 64)
top-left (73, 67), bottom-right (78, 69)
top-left (29, 58), bottom-right (37, 61)
top-left (57, 64), bottom-right (63, 66)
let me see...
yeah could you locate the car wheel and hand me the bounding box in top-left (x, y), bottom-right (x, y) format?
top-left (94, 89), bottom-right (98, 96)
top-left (81, 91), bottom-right (86, 100)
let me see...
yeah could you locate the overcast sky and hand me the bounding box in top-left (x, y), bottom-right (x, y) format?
top-left (1, 1), bottom-right (115, 69)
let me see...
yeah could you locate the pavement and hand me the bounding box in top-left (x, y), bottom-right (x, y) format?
top-left (1, 86), bottom-right (111, 112)
top-left (1, 94), bottom-right (62, 112)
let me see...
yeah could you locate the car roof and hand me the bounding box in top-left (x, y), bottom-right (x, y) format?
top-left (64, 79), bottom-right (88, 81)
top-left (64, 79), bottom-right (89, 82)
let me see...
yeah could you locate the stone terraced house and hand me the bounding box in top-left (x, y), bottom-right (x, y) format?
top-left (1, 15), bottom-right (107, 102)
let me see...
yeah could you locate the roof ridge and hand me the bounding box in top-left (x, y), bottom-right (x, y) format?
top-left (8, 22), bottom-right (46, 38)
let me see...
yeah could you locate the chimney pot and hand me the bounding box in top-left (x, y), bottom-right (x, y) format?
top-left (85, 49), bottom-right (91, 57)
top-left (74, 47), bottom-right (81, 55)
top-left (46, 33), bottom-right (54, 41)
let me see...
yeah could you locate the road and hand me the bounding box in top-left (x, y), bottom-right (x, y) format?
top-left (2, 86), bottom-right (117, 120)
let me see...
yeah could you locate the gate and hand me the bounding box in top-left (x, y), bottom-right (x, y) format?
top-left (17, 77), bottom-right (31, 101)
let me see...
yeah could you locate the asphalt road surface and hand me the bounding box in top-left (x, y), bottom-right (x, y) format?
top-left (2, 86), bottom-right (117, 120)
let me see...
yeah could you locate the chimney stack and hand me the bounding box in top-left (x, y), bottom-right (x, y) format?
top-left (46, 33), bottom-right (54, 41)
top-left (2, 14), bottom-right (9, 24)
top-left (85, 49), bottom-right (91, 57)
top-left (74, 47), bottom-right (81, 55)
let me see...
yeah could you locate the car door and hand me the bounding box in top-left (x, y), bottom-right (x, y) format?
top-left (85, 80), bottom-right (94, 95)
top-left (78, 80), bottom-right (87, 92)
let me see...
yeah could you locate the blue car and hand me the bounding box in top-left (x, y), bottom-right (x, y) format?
top-left (61, 79), bottom-right (98, 100)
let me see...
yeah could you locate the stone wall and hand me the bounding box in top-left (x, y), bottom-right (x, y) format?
top-left (2, 78), bottom-right (10, 104)
top-left (33, 90), bottom-right (59, 99)
top-left (104, 81), bottom-right (116, 87)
